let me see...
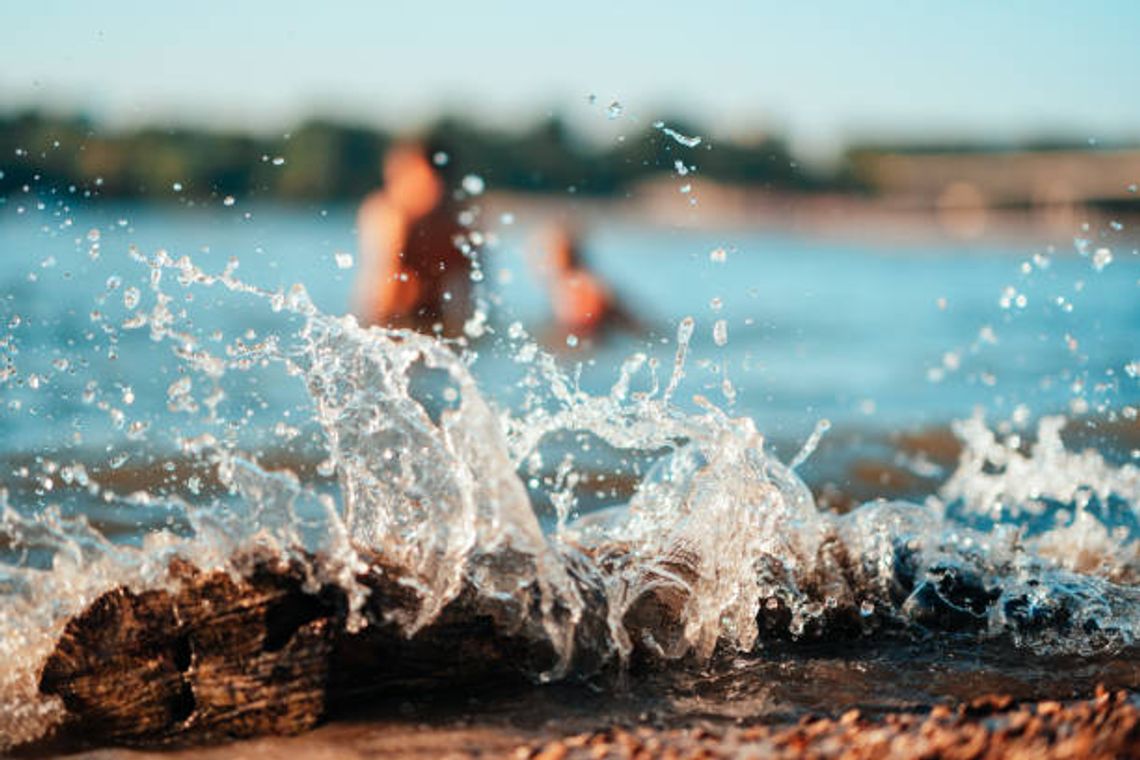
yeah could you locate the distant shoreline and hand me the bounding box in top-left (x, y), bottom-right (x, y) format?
top-left (485, 182), bottom-right (1140, 249)
top-left (6, 181), bottom-right (1138, 251)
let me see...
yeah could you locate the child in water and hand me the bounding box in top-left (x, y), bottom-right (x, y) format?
top-left (532, 222), bottom-right (639, 348)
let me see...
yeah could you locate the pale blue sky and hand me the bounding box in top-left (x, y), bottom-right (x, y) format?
top-left (2, 0), bottom-right (1138, 162)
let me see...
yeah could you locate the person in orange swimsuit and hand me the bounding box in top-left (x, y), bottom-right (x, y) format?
top-left (532, 223), bottom-right (637, 347)
top-left (353, 140), bottom-right (472, 337)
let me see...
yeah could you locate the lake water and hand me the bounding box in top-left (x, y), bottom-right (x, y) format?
top-left (2, 200), bottom-right (1136, 461)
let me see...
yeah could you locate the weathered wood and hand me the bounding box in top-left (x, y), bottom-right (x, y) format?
top-left (35, 550), bottom-right (607, 748)
top-left (39, 558), bottom-right (337, 744)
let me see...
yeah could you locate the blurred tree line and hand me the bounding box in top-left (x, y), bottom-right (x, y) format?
top-left (0, 110), bottom-right (846, 202)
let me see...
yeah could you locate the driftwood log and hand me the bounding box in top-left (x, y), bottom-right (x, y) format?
top-left (35, 549), bottom-right (613, 748)
top-left (33, 532), bottom-right (817, 749)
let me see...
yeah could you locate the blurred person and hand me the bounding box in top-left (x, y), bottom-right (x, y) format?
top-left (354, 140), bottom-right (472, 337)
top-left (530, 222), bottom-right (638, 348)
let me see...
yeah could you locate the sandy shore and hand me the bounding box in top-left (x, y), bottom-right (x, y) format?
top-left (520, 688), bottom-right (1140, 759)
top-left (43, 687), bottom-right (1138, 759)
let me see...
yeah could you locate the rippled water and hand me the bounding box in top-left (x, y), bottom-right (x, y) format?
top-left (0, 201), bottom-right (1137, 749)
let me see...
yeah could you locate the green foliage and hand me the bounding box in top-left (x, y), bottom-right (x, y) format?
top-left (0, 110), bottom-right (826, 202)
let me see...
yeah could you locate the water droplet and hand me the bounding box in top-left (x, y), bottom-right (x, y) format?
top-left (172, 182), bottom-right (183, 192)
top-left (606, 101), bottom-right (623, 120)
top-left (709, 248), bottom-right (727, 263)
top-left (123, 287), bottom-right (141, 310)
top-left (86, 228), bottom-right (100, 242)
top-left (167, 376), bottom-right (191, 402)
top-left (464, 308), bottom-right (489, 339)
top-left (461, 174), bottom-right (485, 196)
top-left (1011, 404), bottom-right (1031, 427)
top-left (1092, 247), bottom-right (1113, 272)
top-left (721, 377), bottom-right (736, 402)
top-left (998, 285), bottom-right (1018, 309)
top-left (566, 334), bottom-right (579, 348)
top-left (655, 122), bottom-right (703, 148)
top-left (272, 156), bottom-right (286, 166)
top-left (273, 421), bottom-right (299, 440)
top-left (335, 252), bottom-right (354, 269)
top-left (712, 319), bottom-right (728, 347)
top-left (223, 195), bottom-right (236, 207)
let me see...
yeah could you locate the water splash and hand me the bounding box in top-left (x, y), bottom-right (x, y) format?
top-left (1, 251), bottom-right (1139, 748)
top-left (942, 414), bottom-right (1139, 520)
top-left (653, 121), bottom-right (703, 148)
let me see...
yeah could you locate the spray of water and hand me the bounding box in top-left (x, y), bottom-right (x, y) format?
top-left (1, 250), bottom-right (1138, 748)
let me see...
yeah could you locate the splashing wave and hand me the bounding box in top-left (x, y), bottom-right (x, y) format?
top-left (1, 252), bottom-right (1137, 747)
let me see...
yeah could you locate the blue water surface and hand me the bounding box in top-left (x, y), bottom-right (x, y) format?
top-left (0, 199), bottom-right (1136, 463)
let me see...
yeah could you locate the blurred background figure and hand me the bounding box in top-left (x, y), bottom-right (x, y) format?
top-left (531, 221), bottom-right (639, 348)
top-left (353, 140), bottom-right (472, 337)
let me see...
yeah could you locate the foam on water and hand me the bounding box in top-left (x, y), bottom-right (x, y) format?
top-left (1, 251), bottom-right (1138, 748)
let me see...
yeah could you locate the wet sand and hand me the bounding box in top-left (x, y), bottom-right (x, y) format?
top-left (519, 688), bottom-right (1140, 759)
top-left (45, 687), bottom-right (1139, 759)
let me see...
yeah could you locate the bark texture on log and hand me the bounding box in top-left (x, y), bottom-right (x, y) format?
top-left (36, 551), bottom-right (594, 748)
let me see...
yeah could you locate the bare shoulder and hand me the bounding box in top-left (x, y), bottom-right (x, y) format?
top-left (358, 192), bottom-right (401, 227)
